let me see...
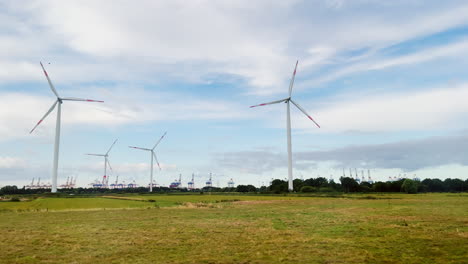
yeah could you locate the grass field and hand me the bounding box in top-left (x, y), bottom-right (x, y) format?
top-left (0, 193), bottom-right (466, 263)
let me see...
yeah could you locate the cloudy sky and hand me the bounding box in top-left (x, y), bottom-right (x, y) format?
top-left (1, 0), bottom-right (468, 187)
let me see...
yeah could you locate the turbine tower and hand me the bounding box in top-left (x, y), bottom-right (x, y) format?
top-left (129, 132), bottom-right (167, 192)
top-left (30, 62), bottom-right (104, 193)
top-left (250, 61), bottom-right (320, 191)
top-left (85, 139), bottom-right (118, 185)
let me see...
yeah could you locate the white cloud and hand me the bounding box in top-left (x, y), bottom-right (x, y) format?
top-left (25, 0), bottom-right (297, 94)
top-left (2, 1), bottom-right (468, 95)
top-left (307, 1), bottom-right (468, 51)
top-left (0, 156), bottom-right (26, 169)
top-left (298, 39), bottom-right (468, 89)
top-left (369, 39), bottom-right (468, 70)
top-left (292, 83), bottom-right (468, 133)
top-left (0, 61), bottom-right (43, 82)
top-left (325, 0), bottom-right (344, 9)
top-left (234, 82), bottom-right (468, 134)
top-left (0, 88), bottom-right (255, 141)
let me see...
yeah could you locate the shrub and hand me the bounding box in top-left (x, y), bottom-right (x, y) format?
top-left (300, 186), bottom-right (318, 193)
top-left (318, 187), bottom-right (334, 193)
top-left (360, 185), bottom-right (372, 193)
top-left (10, 197), bottom-right (20, 202)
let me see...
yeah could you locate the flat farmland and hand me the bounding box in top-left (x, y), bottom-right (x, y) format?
top-left (0, 193), bottom-right (466, 263)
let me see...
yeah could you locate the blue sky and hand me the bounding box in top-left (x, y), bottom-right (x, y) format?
top-left (1, 0), bottom-right (468, 187)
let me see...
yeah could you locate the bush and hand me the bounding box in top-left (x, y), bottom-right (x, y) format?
top-left (360, 185), bottom-right (372, 193)
top-left (318, 187), bottom-right (334, 192)
top-left (300, 186), bottom-right (318, 193)
top-left (10, 197), bottom-right (20, 202)
top-left (236, 185), bottom-right (257, 193)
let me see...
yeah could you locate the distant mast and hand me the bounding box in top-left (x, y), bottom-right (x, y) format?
top-left (188, 173), bottom-right (195, 190)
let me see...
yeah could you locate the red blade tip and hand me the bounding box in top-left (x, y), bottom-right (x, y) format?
top-left (308, 116), bottom-right (320, 128)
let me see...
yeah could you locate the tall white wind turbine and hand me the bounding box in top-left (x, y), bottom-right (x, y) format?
top-left (250, 61), bottom-right (320, 192)
top-left (129, 132), bottom-right (167, 192)
top-left (30, 62), bottom-right (104, 193)
top-left (85, 138), bottom-right (118, 182)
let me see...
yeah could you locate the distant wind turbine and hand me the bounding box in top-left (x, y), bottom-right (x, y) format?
top-left (129, 132), bottom-right (167, 192)
top-left (30, 62), bottom-right (104, 193)
top-left (250, 61), bottom-right (320, 192)
top-left (85, 138), bottom-right (118, 182)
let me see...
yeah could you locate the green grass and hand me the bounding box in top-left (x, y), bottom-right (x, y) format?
top-left (0, 197), bottom-right (152, 211)
top-left (0, 193), bottom-right (466, 263)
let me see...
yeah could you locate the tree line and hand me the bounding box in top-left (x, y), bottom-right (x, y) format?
top-left (0, 177), bottom-right (466, 195)
top-left (268, 177), bottom-right (467, 194)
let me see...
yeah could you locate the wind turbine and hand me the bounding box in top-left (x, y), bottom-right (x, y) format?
top-left (129, 132), bottom-right (167, 192)
top-left (85, 139), bottom-right (118, 186)
top-left (250, 61), bottom-right (320, 192)
top-left (30, 62), bottom-right (104, 193)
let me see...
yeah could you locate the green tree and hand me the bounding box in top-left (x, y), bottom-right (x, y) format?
top-left (340, 177), bottom-right (359, 192)
top-left (444, 178), bottom-right (465, 192)
top-left (372, 181), bottom-right (388, 192)
top-left (269, 179), bottom-right (288, 193)
top-left (401, 179), bottom-right (418, 194)
top-left (328, 179), bottom-right (340, 191)
top-left (422, 178), bottom-right (444, 192)
top-left (0, 185), bottom-right (19, 195)
top-left (293, 179), bottom-right (304, 192)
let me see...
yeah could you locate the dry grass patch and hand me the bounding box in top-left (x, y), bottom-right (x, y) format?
top-left (178, 202), bottom-right (222, 208)
top-left (233, 200), bottom-right (282, 205)
top-left (101, 195), bottom-right (148, 201)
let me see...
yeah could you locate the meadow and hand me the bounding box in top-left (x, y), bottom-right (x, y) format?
top-left (0, 193), bottom-right (466, 263)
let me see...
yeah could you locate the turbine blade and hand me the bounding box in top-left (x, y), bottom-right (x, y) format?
top-left (152, 132), bottom-right (167, 150)
top-left (106, 139), bottom-right (118, 155)
top-left (61, 97), bottom-right (104, 103)
top-left (152, 152), bottom-right (161, 170)
top-left (288, 60), bottom-right (298, 97)
top-left (85, 153), bottom-right (105, 156)
top-left (40, 62), bottom-right (60, 98)
top-left (249, 98), bottom-right (288, 108)
top-left (107, 159), bottom-right (113, 171)
top-left (129, 146), bottom-right (151, 151)
top-left (290, 99), bottom-right (320, 128)
top-left (30, 100), bottom-right (58, 134)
